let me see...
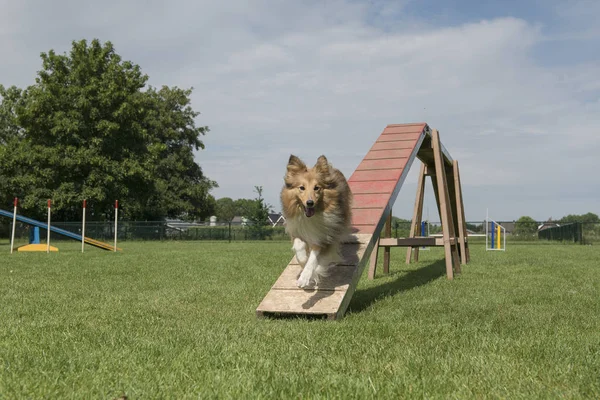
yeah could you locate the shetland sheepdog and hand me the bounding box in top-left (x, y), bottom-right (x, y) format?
top-left (280, 155), bottom-right (353, 288)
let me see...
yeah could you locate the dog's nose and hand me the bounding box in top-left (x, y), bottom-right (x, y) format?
top-left (306, 200), bottom-right (314, 208)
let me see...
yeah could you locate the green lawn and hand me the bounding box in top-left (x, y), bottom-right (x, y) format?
top-left (0, 240), bottom-right (599, 399)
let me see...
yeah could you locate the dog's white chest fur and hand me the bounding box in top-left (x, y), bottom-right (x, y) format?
top-left (285, 212), bottom-right (341, 246)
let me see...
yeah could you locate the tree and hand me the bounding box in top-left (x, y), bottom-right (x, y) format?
top-left (514, 216), bottom-right (538, 237)
top-left (0, 39), bottom-right (216, 221)
top-left (215, 197), bottom-right (238, 223)
top-left (391, 216), bottom-right (411, 238)
top-left (559, 213), bottom-right (600, 224)
top-left (247, 186), bottom-right (271, 239)
top-left (233, 198), bottom-right (258, 218)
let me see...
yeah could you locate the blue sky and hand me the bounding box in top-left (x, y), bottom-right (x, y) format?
top-left (1, 0), bottom-right (599, 222)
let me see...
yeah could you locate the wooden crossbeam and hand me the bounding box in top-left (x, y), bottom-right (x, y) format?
top-left (380, 237), bottom-right (455, 247)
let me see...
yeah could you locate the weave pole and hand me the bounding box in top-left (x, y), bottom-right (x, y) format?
top-left (114, 200), bottom-right (118, 252)
top-left (82, 199), bottom-right (87, 253)
top-left (10, 198), bottom-right (17, 254)
top-left (46, 199), bottom-right (52, 253)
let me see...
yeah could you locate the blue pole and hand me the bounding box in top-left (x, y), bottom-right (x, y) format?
top-left (421, 221), bottom-right (426, 249)
top-left (491, 221), bottom-right (496, 249)
top-left (29, 226), bottom-right (41, 244)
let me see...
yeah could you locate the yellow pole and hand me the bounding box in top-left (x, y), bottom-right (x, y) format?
top-left (496, 225), bottom-right (501, 249)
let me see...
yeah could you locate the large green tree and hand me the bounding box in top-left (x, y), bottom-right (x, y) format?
top-left (514, 216), bottom-right (538, 237)
top-left (0, 39), bottom-right (216, 221)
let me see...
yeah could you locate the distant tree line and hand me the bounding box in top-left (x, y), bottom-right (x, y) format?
top-left (512, 213), bottom-right (599, 237)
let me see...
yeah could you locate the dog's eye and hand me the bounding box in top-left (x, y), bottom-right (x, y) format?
top-left (314, 186), bottom-right (320, 191)
top-left (299, 186), bottom-right (305, 191)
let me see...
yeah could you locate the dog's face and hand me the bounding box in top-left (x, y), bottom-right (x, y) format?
top-left (281, 155), bottom-right (331, 218)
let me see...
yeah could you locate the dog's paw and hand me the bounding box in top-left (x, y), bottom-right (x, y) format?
top-left (296, 272), bottom-right (315, 289)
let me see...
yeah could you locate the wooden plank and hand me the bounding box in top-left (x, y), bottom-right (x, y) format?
top-left (348, 181), bottom-right (396, 194)
top-left (453, 160), bottom-right (470, 264)
top-left (371, 141), bottom-right (420, 151)
top-left (380, 237), bottom-right (455, 247)
top-left (352, 225), bottom-right (376, 234)
top-left (364, 148), bottom-right (414, 160)
top-left (386, 123), bottom-right (427, 128)
top-left (356, 158), bottom-right (408, 171)
top-left (417, 148), bottom-right (435, 165)
top-left (272, 264), bottom-right (358, 291)
top-left (376, 133), bottom-right (421, 143)
top-left (445, 166), bottom-right (461, 258)
top-left (367, 238), bottom-right (379, 279)
top-left (383, 125), bottom-right (427, 134)
top-left (352, 193), bottom-right (390, 209)
top-left (256, 289), bottom-right (346, 319)
top-left (431, 129), bottom-right (460, 279)
top-left (406, 163), bottom-right (426, 264)
top-left (290, 242), bottom-right (368, 266)
top-left (342, 233), bottom-right (372, 244)
top-left (352, 209), bottom-right (386, 226)
top-left (348, 169), bottom-right (403, 182)
top-left (383, 211), bottom-right (392, 274)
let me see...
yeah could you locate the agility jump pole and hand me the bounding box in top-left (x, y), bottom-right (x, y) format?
top-left (114, 200), bottom-right (118, 253)
top-left (47, 200), bottom-right (52, 253)
top-left (10, 198), bottom-right (17, 254)
top-left (81, 199), bottom-right (86, 253)
top-left (486, 208), bottom-right (506, 251)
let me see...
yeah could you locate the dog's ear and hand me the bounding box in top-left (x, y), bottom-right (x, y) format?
top-left (314, 155), bottom-right (330, 175)
top-left (287, 154), bottom-right (307, 175)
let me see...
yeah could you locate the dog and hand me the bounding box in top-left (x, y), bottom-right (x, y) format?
top-left (280, 154), bottom-right (353, 288)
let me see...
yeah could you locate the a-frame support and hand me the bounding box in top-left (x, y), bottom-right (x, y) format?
top-left (369, 129), bottom-right (470, 279)
top-left (256, 124), bottom-right (468, 320)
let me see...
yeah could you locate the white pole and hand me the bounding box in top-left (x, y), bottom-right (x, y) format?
top-left (82, 199), bottom-right (86, 253)
top-left (114, 200), bottom-right (118, 252)
top-left (485, 208), bottom-right (489, 250)
top-left (47, 199), bottom-right (51, 253)
top-left (10, 197), bottom-right (17, 254)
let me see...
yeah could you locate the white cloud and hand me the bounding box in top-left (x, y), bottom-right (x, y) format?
top-left (0, 0), bottom-right (598, 221)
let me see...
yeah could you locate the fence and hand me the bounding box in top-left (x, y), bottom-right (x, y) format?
top-left (0, 219), bottom-right (598, 244)
top-left (537, 223), bottom-right (583, 243)
top-left (0, 220), bottom-right (289, 243)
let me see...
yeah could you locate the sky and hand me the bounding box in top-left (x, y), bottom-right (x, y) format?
top-left (1, 0), bottom-right (599, 222)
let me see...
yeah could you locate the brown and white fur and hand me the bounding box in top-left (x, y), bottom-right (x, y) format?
top-left (280, 155), bottom-right (353, 288)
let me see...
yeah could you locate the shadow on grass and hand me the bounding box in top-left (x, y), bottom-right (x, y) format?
top-left (349, 259), bottom-right (446, 313)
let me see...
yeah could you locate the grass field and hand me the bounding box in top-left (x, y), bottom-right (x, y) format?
top-left (1, 239), bottom-right (599, 399)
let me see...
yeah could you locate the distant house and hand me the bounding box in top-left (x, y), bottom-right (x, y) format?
top-left (268, 213), bottom-right (286, 227)
top-left (538, 218), bottom-right (560, 232)
top-left (231, 216), bottom-right (248, 226)
top-left (208, 214), bottom-right (284, 227)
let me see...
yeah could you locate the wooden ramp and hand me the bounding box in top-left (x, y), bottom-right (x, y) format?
top-left (256, 123), bottom-right (434, 320)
